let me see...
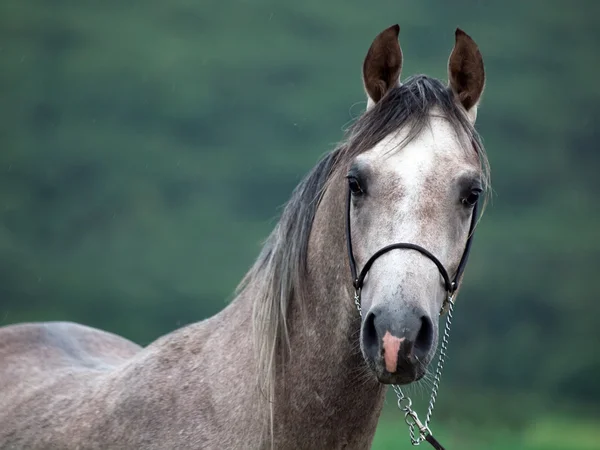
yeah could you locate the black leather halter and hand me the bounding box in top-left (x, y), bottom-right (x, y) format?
top-left (345, 187), bottom-right (479, 313)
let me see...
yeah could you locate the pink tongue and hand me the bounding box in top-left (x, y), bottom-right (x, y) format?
top-left (382, 332), bottom-right (404, 373)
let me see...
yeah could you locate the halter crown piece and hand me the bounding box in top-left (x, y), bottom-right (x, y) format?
top-left (345, 187), bottom-right (480, 450)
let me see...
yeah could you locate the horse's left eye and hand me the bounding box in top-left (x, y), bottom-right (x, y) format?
top-left (462, 189), bottom-right (481, 207)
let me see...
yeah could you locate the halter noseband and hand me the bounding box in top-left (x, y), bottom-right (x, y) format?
top-left (345, 187), bottom-right (479, 314)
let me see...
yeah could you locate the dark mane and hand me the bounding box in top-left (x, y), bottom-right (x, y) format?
top-left (238, 74), bottom-right (490, 417)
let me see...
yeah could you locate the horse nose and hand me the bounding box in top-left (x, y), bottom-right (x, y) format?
top-left (361, 305), bottom-right (434, 374)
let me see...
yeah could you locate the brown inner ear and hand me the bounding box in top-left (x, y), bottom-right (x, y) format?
top-left (448, 29), bottom-right (485, 111)
top-left (363, 25), bottom-right (403, 104)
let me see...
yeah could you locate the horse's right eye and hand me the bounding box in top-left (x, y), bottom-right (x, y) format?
top-left (347, 177), bottom-right (364, 196)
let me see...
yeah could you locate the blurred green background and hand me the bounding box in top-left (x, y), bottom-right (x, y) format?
top-left (1, 0), bottom-right (598, 448)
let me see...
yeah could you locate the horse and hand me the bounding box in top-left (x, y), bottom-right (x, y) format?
top-left (0, 24), bottom-right (489, 449)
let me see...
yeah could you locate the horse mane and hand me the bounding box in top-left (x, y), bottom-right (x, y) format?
top-left (235, 74), bottom-right (490, 433)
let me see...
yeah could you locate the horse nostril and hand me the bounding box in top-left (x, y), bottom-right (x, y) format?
top-left (413, 315), bottom-right (434, 361)
top-left (362, 310), bottom-right (379, 356)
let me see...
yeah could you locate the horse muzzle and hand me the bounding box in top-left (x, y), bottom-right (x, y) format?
top-left (360, 303), bottom-right (435, 384)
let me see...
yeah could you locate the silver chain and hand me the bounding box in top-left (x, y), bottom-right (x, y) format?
top-left (354, 290), bottom-right (455, 446)
top-left (353, 289), bottom-right (362, 314)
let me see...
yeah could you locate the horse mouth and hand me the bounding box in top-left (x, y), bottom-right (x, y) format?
top-left (376, 367), bottom-right (425, 385)
top-left (361, 351), bottom-right (426, 385)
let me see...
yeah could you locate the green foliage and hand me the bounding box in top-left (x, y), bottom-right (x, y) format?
top-left (0, 0), bottom-right (598, 430)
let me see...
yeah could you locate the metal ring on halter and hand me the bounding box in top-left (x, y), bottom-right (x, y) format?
top-left (397, 396), bottom-right (412, 411)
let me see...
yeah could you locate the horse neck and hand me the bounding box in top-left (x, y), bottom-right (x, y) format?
top-left (272, 181), bottom-right (386, 447)
top-left (108, 178), bottom-right (386, 448)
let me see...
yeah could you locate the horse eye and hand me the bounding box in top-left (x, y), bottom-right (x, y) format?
top-left (347, 177), bottom-right (364, 196)
top-left (462, 189), bottom-right (481, 207)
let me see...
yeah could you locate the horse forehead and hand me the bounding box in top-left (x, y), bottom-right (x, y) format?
top-left (361, 116), bottom-right (468, 184)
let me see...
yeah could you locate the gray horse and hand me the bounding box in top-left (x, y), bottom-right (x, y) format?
top-left (0, 25), bottom-right (489, 449)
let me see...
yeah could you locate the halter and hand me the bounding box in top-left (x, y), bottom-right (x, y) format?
top-left (345, 186), bottom-right (479, 449)
top-left (346, 188), bottom-right (479, 313)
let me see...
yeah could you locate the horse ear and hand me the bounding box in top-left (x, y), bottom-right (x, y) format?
top-left (448, 29), bottom-right (485, 123)
top-left (362, 24), bottom-right (403, 110)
